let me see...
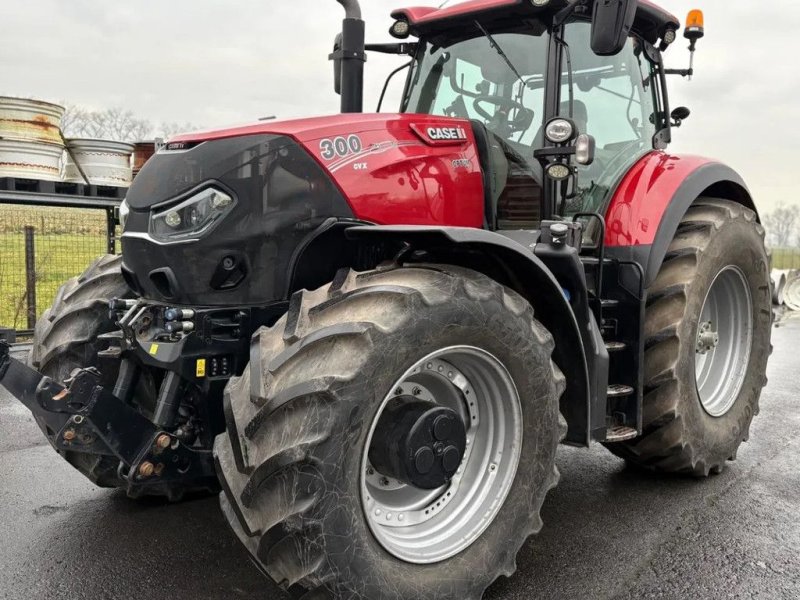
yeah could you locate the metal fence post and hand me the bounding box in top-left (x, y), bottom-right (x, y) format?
top-left (24, 225), bottom-right (37, 329)
top-left (106, 207), bottom-right (117, 255)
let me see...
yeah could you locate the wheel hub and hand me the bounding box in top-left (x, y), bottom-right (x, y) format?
top-left (368, 397), bottom-right (466, 490)
top-left (695, 321), bottom-right (720, 355)
top-left (361, 348), bottom-right (523, 564)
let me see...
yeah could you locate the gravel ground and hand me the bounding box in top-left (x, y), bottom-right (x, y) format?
top-left (1, 321), bottom-right (798, 600)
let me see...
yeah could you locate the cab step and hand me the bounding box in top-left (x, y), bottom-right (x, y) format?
top-left (607, 384), bottom-right (634, 398)
top-left (605, 341), bottom-right (627, 352)
top-left (605, 425), bottom-right (639, 443)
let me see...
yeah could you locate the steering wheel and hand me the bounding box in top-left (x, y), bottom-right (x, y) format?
top-left (472, 95), bottom-right (533, 135)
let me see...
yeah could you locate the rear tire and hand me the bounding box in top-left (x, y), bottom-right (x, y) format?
top-left (606, 199), bottom-right (771, 475)
top-left (214, 265), bottom-right (565, 599)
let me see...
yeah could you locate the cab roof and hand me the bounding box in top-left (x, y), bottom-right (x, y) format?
top-left (392, 0), bottom-right (680, 45)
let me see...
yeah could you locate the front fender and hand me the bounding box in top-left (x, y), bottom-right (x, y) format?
top-left (346, 225), bottom-right (593, 446)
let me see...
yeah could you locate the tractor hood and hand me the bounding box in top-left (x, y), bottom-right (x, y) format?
top-left (120, 113), bottom-right (484, 305)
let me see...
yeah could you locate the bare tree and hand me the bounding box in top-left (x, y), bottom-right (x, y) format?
top-left (159, 121), bottom-right (197, 139)
top-left (763, 203), bottom-right (800, 248)
top-left (60, 104), bottom-right (198, 142)
top-left (94, 107), bottom-right (152, 141)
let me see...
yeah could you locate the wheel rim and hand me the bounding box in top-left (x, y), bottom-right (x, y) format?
top-left (361, 346), bottom-right (523, 564)
top-left (695, 266), bottom-right (753, 417)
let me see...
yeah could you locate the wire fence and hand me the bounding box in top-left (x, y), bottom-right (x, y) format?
top-left (771, 248), bottom-right (800, 271)
top-left (0, 204), bottom-right (118, 336)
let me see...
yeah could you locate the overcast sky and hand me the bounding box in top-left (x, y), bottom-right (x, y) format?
top-left (2, 0), bottom-right (797, 211)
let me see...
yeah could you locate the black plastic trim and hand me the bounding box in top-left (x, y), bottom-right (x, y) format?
top-left (346, 225), bottom-right (593, 446)
top-left (643, 163), bottom-right (757, 288)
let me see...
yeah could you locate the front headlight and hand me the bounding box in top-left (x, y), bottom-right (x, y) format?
top-left (149, 187), bottom-right (236, 243)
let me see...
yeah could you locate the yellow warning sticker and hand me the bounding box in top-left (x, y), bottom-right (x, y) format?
top-left (149, 343), bottom-right (159, 356)
top-left (196, 359), bottom-right (207, 378)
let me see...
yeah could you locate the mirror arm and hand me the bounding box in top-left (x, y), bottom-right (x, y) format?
top-left (553, 0), bottom-right (586, 27)
top-left (664, 68), bottom-right (694, 78)
top-left (365, 43), bottom-right (417, 56)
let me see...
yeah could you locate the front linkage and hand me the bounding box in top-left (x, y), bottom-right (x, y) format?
top-left (0, 295), bottom-right (265, 497)
top-left (0, 340), bottom-right (216, 496)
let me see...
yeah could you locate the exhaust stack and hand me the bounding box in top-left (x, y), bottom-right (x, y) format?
top-left (333, 0), bottom-right (365, 113)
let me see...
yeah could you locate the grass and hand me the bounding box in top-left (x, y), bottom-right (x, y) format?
top-left (0, 205), bottom-right (111, 330)
top-left (771, 248), bottom-right (800, 271)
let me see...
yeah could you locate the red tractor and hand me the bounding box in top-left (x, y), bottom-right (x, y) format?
top-left (0, 1), bottom-right (771, 598)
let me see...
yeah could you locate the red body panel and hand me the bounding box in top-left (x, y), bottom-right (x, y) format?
top-left (392, 0), bottom-right (522, 25)
top-left (392, 0), bottom-right (678, 41)
top-left (172, 114), bottom-right (485, 228)
top-left (604, 151), bottom-right (715, 247)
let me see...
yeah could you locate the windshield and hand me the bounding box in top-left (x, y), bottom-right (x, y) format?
top-left (404, 27), bottom-right (550, 167)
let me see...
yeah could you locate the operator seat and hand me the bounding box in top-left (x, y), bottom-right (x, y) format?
top-left (470, 120), bottom-right (509, 229)
top-left (561, 99), bottom-right (589, 136)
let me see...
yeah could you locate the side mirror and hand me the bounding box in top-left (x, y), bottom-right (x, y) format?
top-left (332, 33), bottom-right (343, 95)
top-left (590, 0), bottom-right (637, 56)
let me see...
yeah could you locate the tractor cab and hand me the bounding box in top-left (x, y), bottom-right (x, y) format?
top-left (383, 0), bottom-right (683, 232)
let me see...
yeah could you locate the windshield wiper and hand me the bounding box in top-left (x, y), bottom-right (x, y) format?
top-left (474, 21), bottom-right (525, 84)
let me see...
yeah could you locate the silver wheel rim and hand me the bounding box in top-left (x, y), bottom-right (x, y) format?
top-left (695, 266), bottom-right (753, 417)
top-left (360, 346), bottom-right (523, 564)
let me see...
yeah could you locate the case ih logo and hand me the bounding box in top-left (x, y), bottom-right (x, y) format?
top-left (410, 123), bottom-right (469, 146)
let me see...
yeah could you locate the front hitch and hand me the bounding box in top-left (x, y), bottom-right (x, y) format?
top-left (0, 341), bottom-right (215, 492)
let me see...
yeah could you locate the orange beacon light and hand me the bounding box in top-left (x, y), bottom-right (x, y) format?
top-left (685, 9), bottom-right (705, 43)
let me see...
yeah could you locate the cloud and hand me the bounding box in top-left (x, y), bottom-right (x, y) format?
top-left (2, 0), bottom-right (797, 210)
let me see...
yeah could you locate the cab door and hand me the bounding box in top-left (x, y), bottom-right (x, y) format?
top-left (556, 20), bottom-right (659, 219)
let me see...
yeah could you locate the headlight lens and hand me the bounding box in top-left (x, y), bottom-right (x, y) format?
top-left (118, 198), bottom-right (130, 230)
top-left (149, 187), bottom-right (236, 242)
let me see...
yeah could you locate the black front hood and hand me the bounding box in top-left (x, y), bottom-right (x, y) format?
top-left (122, 134), bottom-right (353, 305)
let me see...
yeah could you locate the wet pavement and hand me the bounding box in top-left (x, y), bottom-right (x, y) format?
top-left (1, 321), bottom-right (799, 600)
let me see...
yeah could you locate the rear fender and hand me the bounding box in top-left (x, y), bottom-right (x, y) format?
top-left (346, 225), bottom-right (593, 446)
top-left (605, 153), bottom-right (759, 287)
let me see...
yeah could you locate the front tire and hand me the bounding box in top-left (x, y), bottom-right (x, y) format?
top-left (214, 265), bottom-right (565, 599)
top-left (606, 198), bottom-right (771, 475)
top-left (30, 254), bottom-right (135, 487)
top-left (30, 254), bottom-right (212, 500)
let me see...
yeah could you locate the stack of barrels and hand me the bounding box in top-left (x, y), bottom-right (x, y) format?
top-left (0, 96), bottom-right (158, 188)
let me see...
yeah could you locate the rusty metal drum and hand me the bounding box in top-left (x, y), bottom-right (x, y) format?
top-left (0, 96), bottom-right (65, 145)
top-left (64, 139), bottom-right (135, 187)
top-left (132, 141), bottom-right (157, 179)
top-left (0, 138), bottom-right (64, 181)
